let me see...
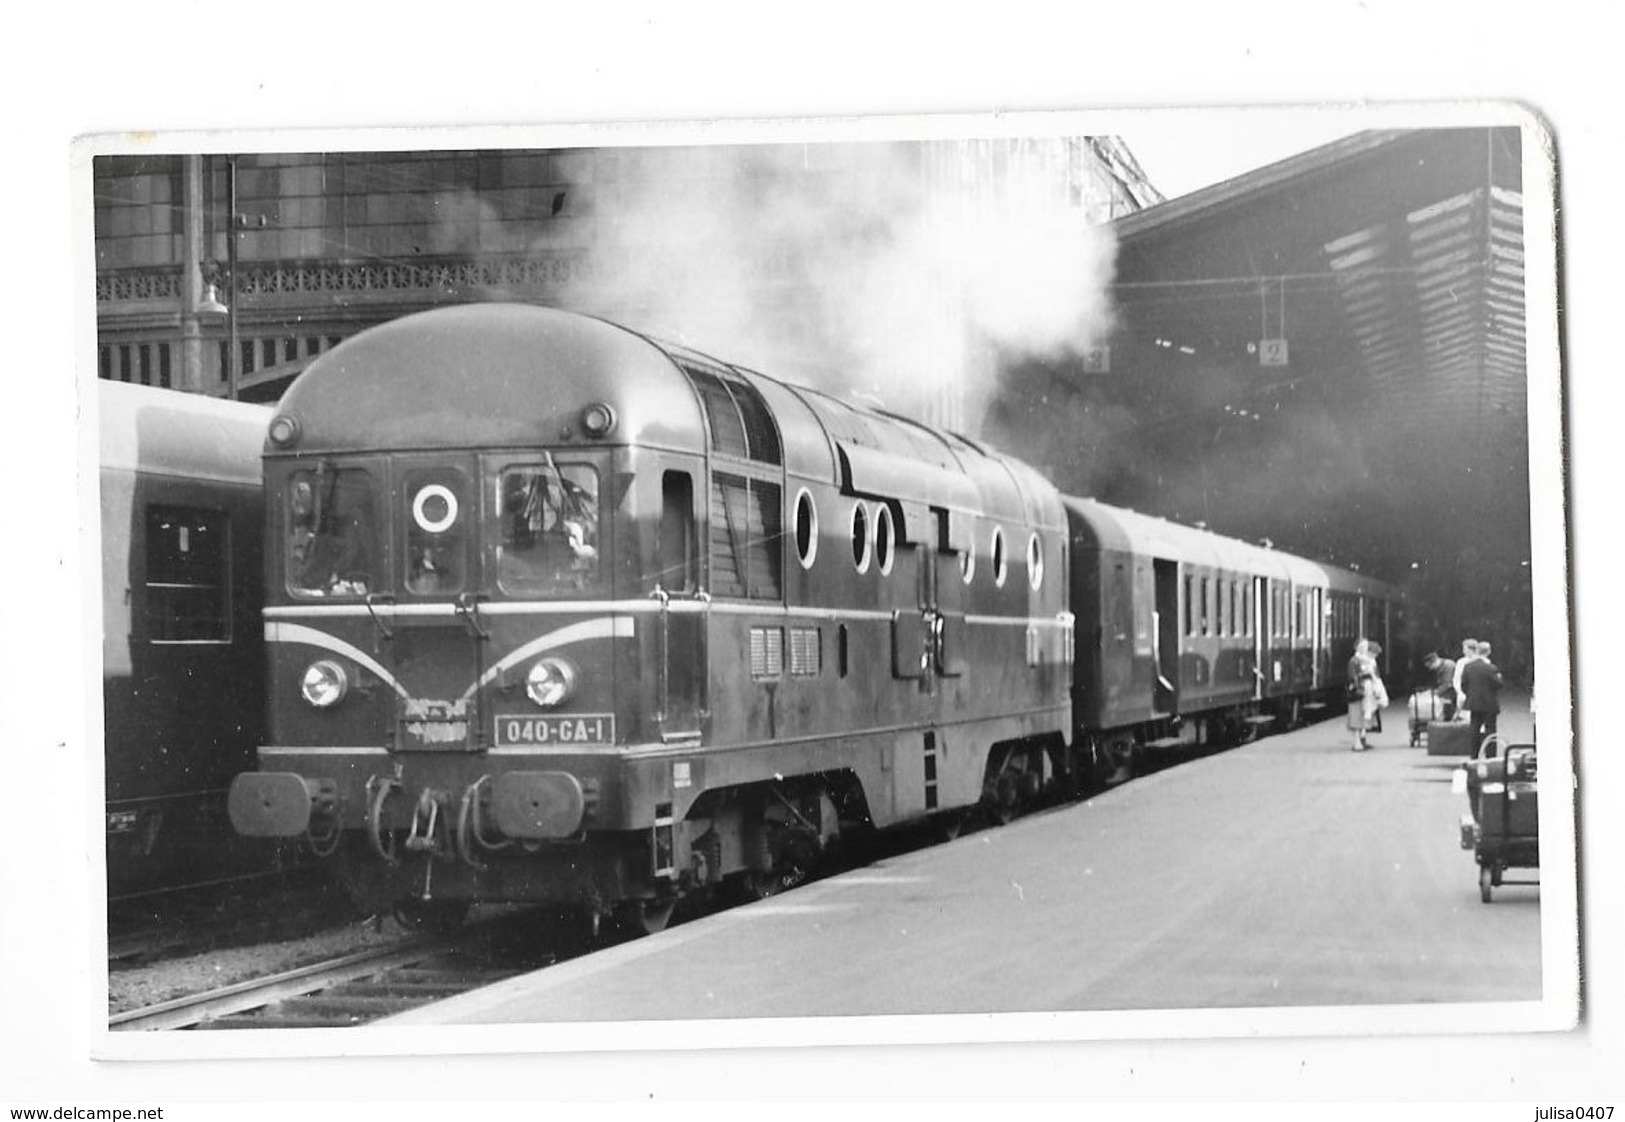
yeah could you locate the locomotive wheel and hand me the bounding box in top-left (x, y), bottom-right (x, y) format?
top-left (740, 863), bottom-right (809, 901)
top-left (739, 829), bottom-right (818, 901)
top-left (1086, 739), bottom-right (1116, 792)
top-left (1105, 737), bottom-right (1138, 786)
top-left (985, 772), bottom-right (1021, 826)
top-left (392, 897), bottom-right (471, 934)
top-left (1479, 865), bottom-right (1494, 904)
top-left (612, 897), bottom-right (677, 939)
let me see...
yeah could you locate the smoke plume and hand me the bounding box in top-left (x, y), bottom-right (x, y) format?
top-left (543, 141), bottom-right (1117, 435)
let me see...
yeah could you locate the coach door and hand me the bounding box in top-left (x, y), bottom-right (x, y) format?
top-left (1252, 575), bottom-right (1269, 700)
top-left (1152, 558), bottom-right (1178, 715)
top-left (656, 469), bottom-right (707, 740)
top-left (1310, 587), bottom-right (1326, 690)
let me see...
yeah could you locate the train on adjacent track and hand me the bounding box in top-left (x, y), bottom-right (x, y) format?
top-left (100, 381), bottom-right (285, 901)
top-left (222, 304), bottom-right (1408, 934)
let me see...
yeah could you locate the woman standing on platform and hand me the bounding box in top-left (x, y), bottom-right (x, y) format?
top-left (1347, 638), bottom-right (1388, 751)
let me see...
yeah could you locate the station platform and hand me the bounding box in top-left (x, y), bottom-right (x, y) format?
top-left (387, 696), bottom-right (1545, 1026)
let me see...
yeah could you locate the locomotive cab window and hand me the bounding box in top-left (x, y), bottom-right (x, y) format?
top-left (287, 466), bottom-right (379, 598)
top-left (497, 460), bottom-right (602, 595)
top-left (144, 505), bottom-right (229, 642)
top-left (403, 466), bottom-right (471, 596)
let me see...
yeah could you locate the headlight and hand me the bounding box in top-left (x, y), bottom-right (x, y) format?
top-left (301, 659), bottom-right (350, 708)
top-left (526, 658), bottom-right (577, 708)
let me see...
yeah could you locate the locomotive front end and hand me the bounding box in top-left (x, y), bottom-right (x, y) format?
top-left (227, 306), bottom-right (706, 928)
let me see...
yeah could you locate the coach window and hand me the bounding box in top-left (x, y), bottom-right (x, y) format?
top-left (1027, 533), bottom-right (1044, 590)
top-left (991, 527), bottom-right (1008, 587)
top-left (145, 505), bottom-right (229, 642)
top-left (404, 467), bottom-right (470, 596)
top-left (287, 466), bottom-right (379, 598)
top-left (497, 461), bottom-right (601, 595)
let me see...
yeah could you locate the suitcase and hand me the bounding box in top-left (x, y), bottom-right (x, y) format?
top-left (1426, 720), bottom-right (1476, 757)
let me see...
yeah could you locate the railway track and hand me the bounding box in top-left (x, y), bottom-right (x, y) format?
top-left (110, 916), bottom-right (559, 1031)
top-left (108, 867), bottom-right (356, 966)
top-left (109, 713), bottom-right (1338, 1032)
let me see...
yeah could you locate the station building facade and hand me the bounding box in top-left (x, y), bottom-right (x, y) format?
top-left (93, 138), bottom-right (1158, 428)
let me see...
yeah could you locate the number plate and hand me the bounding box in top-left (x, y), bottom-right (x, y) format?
top-left (496, 713), bottom-right (616, 747)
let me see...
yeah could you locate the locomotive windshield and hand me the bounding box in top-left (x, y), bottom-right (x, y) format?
top-left (287, 466), bottom-right (379, 597)
top-left (496, 459), bottom-right (601, 595)
top-left (281, 457), bottom-right (601, 599)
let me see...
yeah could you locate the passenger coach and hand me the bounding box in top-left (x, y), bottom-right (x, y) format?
top-left (1063, 497), bottom-right (1405, 780)
top-left (228, 304), bottom-right (1074, 932)
top-left (100, 382), bottom-right (274, 899)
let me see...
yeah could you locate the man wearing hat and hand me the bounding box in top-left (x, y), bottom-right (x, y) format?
top-left (1460, 640), bottom-right (1504, 751)
top-left (1424, 650), bottom-right (1458, 720)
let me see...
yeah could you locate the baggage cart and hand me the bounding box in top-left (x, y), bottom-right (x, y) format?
top-left (1408, 689), bottom-right (1444, 747)
top-left (1455, 735), bottom-right (1539, 903)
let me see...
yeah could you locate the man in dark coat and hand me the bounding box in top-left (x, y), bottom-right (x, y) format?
top-left (1424, 651), bottom-right (1459, 719)
top-left (1460, 642), bottom-right (1504, 753)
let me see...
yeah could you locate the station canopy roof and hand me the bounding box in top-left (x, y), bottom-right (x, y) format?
top-left (985, 127), bottom-right (1533, 594)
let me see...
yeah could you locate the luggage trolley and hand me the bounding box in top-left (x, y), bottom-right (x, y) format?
top-left (1408, 689), bottom-right (1443, 747)
top-left (1455, 734), bottom-right (1539, 903)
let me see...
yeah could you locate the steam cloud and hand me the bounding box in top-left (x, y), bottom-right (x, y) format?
top-left (542, 142), bottom-right (1118, 435)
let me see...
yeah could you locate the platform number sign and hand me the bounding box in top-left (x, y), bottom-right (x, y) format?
top-left (1259, 338), bottom-right (1289, 367)
top-left (1081, 345), bottom-right (1111, 374)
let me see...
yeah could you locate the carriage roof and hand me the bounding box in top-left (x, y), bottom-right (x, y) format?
top-left (99, 381), bottom-right (269, 484)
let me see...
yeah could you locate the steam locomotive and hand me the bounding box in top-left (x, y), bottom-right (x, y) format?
top-left (100, 381), bottom-right (280, 900)
top-left (226, 304), bottom-right (1405, 934)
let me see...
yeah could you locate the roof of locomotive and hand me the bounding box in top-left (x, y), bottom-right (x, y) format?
top-left (270, 304), bottom-right (708, 457)
top-left (1061, 495), bottom-right (1402, 598)
top-left (273, 304), bottom-right (1067, 531)
top-left (99, 381), bottom-right (270, 484)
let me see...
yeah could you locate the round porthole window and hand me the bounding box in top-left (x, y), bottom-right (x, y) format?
top-left (412, 483), bottom-right (459, 534)
top-left (794, 488), bottom-right (818, 569)
top-left (960, 544), bottom-right (976, 584)
top-left (875, 504), bottom-right (895, 575)
top-left (991, 527), bottom-right (1008, 587)
top-left (1028, 533), bottom-right (1045, 590)
top-left (850, 503), bottom-right (871, 573)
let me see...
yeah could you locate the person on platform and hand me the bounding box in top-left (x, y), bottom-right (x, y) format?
top-left (1346, 639), bottom-right (1387, 752)
top-left (1460, 640), bottom-right (1504, 755)
top-left (1423, 650), bottom-right (1459, 720)
top-left (1452, 638), bottom-right (1480, 709)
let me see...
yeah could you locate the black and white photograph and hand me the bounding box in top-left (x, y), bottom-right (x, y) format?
top-left (84, 108), bottom-right (1572, 1045)
top-left (8, 2), bottom-right (1622, 1110)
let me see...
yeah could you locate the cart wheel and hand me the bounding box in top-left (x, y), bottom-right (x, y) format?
top-left (1479, 865), bottom-right (1493, 904)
